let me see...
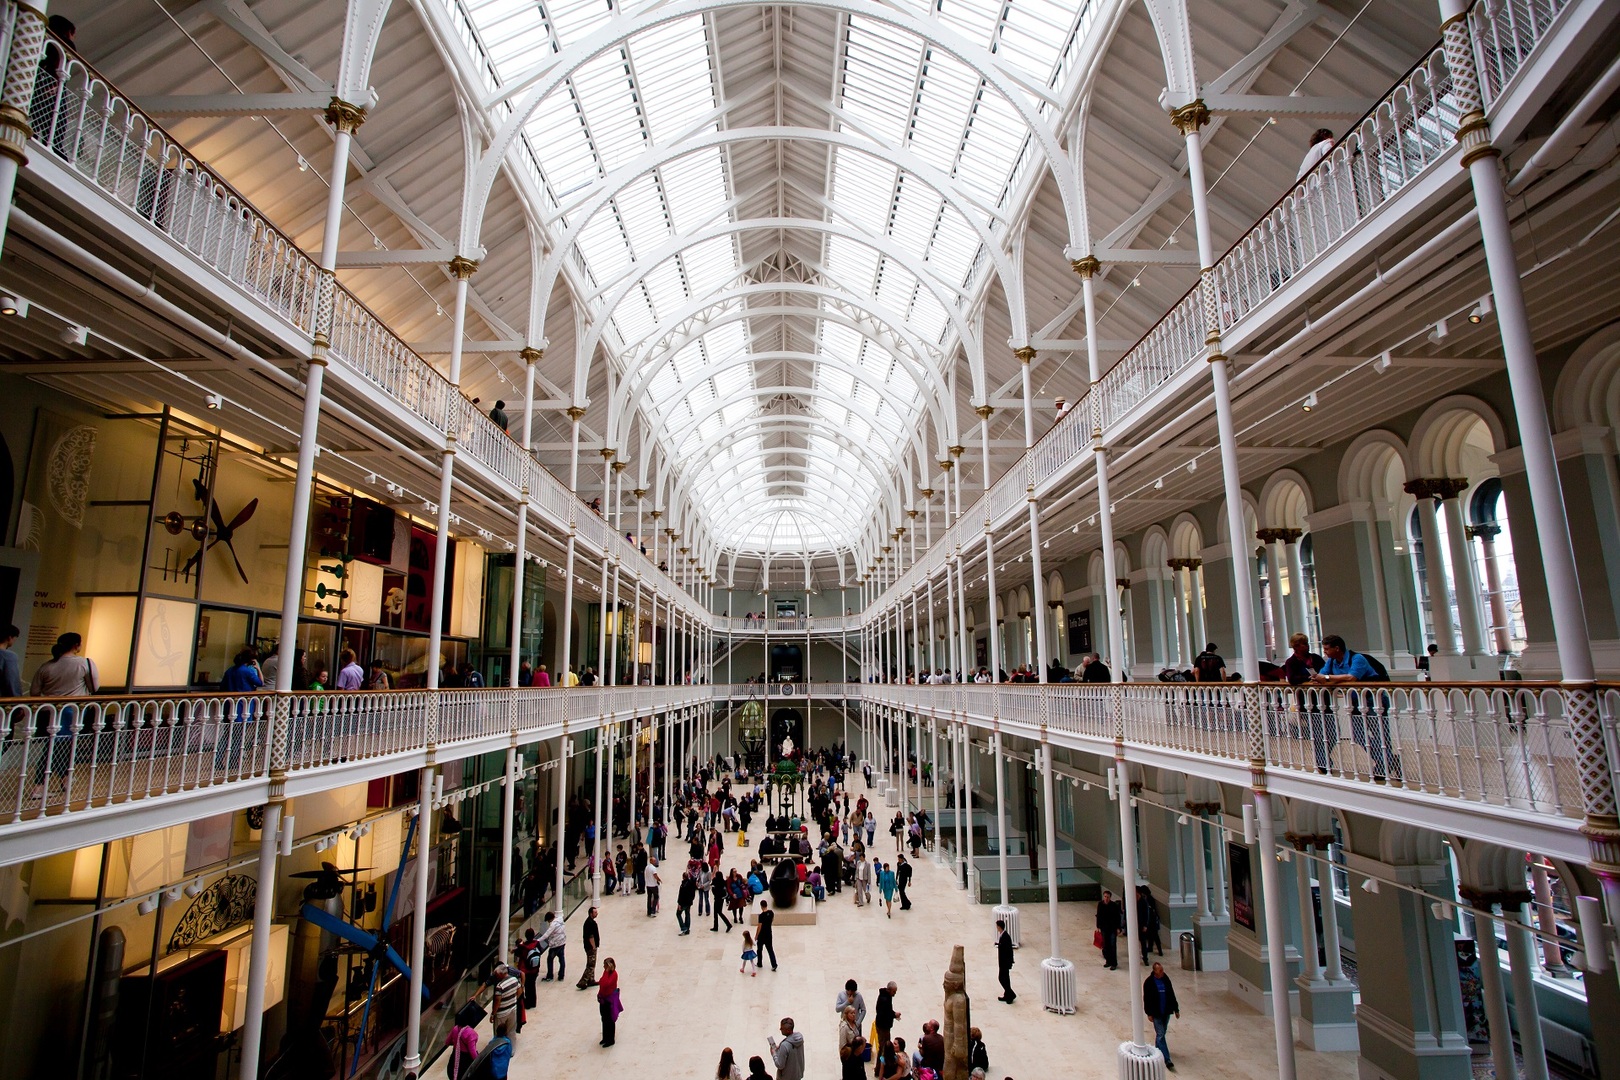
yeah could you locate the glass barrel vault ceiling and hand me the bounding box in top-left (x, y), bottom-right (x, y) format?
top-left (449, 0), bottom-right (1098, 557)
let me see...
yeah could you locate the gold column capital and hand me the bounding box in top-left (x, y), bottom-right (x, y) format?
top-left (1070, 255), bottom-right (1101, 278)
top-left (448, 255), bottom-right (480, 279)
top-left (520, 346), bottom-right (544, 365)
top-left (1013, 345), bottom-right (1037, 365)
top-left (565, 405), bottom-right (587, 421)
top-left (975, 404), bottom-right (995, 420)
top-left (1169, 99), bottom-right (1210, 135)
top-left (325, 97), bottom-right (368, 133)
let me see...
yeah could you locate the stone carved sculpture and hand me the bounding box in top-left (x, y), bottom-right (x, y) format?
top-left (769, 856), bottom-right (800, 908)
top-left (942, 944), bottom-right (971, 1080)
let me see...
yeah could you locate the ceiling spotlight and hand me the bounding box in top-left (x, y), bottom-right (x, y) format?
top-left (1186, 459), bottom-right (1197, 473)
top-left (184, 877), bottom-right (205, 898)
top-left (1360, 877), bottom-right (1380, 894)
top-left (1087, 515), bottom-right (1096, 528)
top-left (137, 894), bottom-right (159, 916)
top-left (1428, 317), bottom-right (1449, 344)
top-left (1468, 295), bottom-right (1493, 323)
top-left (1278, 847), bottom-right (1292, 862)
top-left (0, 294), bottom-right (25, 317)
top-left (1130, 276), bottom-right (1142, 288)
top-left (205, 392), bottom-right (224, 410)
top-left (1177, 813), bottom-right (1189, 825)
top-left (1071, 524), bottom-right (1078, 533)
top-left (58, 324), bottom-right (87, 346)
top-left (1301, 391), bottom-right (1318, 412)
top-left (1373, 350), bottom-right (1392, 374)
top-left (1154, 477), bottom-right (1164, 490)
top-left (1430, 900), bottom-right (1455, 920)
top-left (297, 155), bottom-right (309, 172)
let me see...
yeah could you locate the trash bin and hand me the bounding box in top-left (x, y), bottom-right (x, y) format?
top-left (1180, 931), bottom-right (1197, 971)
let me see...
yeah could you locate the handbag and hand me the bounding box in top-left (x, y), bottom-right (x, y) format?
top-left (1093, 929), bottom-right (1104, 950)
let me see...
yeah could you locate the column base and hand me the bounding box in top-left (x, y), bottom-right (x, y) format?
top-left (1193, 914), bottom-right (1231, 971)
top-left (993, 904), bottom-right (1021, 947)
top-left (1297, 977), bottom-right (1361, 1051)
top-left (1117, 1041), bottom-right (1167, 1080)
top-left (1041, 956), bottom-right (1077, 1014)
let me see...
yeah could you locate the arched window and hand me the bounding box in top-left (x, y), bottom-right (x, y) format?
top-left (1299, 534), bottom-right (1323, 643)
top-left (1469, 478), bottom-right (1525, 655)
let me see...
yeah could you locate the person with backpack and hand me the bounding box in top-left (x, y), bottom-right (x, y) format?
top-left (1193, 643), bottom-right (1226, 682)
top-left (514, 927), bottom-right (543, 1006)
top-left (1311, 634), bottom-right (1398, 780)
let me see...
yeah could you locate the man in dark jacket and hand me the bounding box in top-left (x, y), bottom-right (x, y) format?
top-left (995, 919), bottom-right (1015, 1003)
top-left (575, 906), bottom-right (600, 988)
top-left (1097, 889), bottom-right (1124, 970)
top-left (676, 870), bottom-right (698, 935)
top-left (1143, 961), bottom-right (1181, 1070)
top-left (896, 854), bottom-right (913, 910)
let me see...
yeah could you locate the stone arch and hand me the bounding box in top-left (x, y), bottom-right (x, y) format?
top-left (1410, 396), bottom-right (1507, 479)
top-left (1258, 469), bottom-right (1314, 529)
top-left (1140, 526), bottom-right (1171, 573)
top-left (541, 600), bottom-right (560, 675)
top-left (1087, 550), bottom-right (1108, 588)
top-left (1112, 541), bottom-right (1132, 575)
top-left (1169, 514), bottom-right (1203, 560)
top-left (1553, 320), bottom-right (1620, 432)
top-left (1214, 493), bottom-right (1260, 549)
top-left (1338, 430), bottom-right (1412, 516)
top-left (1046, 570), bottom-right (1065, 598)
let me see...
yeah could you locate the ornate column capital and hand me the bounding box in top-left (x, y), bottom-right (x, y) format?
top-left (447, 255), bottom-right (480, 279)
top-left (1275, 527), bottom-right (1303, 543)
top-left (1256, 527), bottom-right (1283, 544)
top-left (1402, 477), bottom-right (1440, 500)
top-left (565, 405), bottom-right (587, 421)
top-left (1169, 99), bottom-right (1210, 135)
top-left (1014, 345), bottom-right (1037, 365)
top-left (599, 447), bottom-right (616, 460)
top-left (939, 459), bottom-right (954, 472)
top-left (611, 460), bottom-right (627, 474)
top-left (520, 346), bottom-right (544, 365)
top-left (1433, 477), bottom-right (1471, 500)
top-left (975, 404), bottom-right (995, 420)
top-left (1070, 255), bottom-right (1101, 278)
top-left (1466, 523), bottom-right (1501, 540)
top-left (949, 444), bottom-right (965, 458)
top-left (919, 487), bottom-right (935, 500)
top-left (324, 97), bottom-right (368, 133)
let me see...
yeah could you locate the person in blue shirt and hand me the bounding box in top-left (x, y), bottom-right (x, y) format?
top-left (1309, 635), bottom-right (1377, 683)
top-left (1142, 961), bottom-right (1181, 1070)
top-left (216, 648), bottom-right (264, 771)
top-left (1310, 635), bottom-right (1398, 780)
top-left (486, 1023), bottom-right (513, 1079)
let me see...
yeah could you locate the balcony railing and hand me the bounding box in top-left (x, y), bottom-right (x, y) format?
top-left (713, 615), bottom-right (862, 633)
top-left (17, 33), bottom-right (705, 624)
top-left (0, 685), bottom-right (708, 827)
top-left (862, 681), bottom-right (1592, 821)
top-left (869, 0), bottom-right (1572, 618)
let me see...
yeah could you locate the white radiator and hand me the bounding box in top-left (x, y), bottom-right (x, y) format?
top-left (1116, 1041), bottom-right (1167, 1080)
top-left (993, 904), bottom-right (1021, 948)
top-left (1540, 1017), bottom-right (1594, 1073)
top-left (1041, 956), bottom-right (1077, 1015)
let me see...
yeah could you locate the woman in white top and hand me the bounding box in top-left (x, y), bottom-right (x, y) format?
top-left (28, 632), bottom-right (98, 796)
top-left (715, 1046), bottom-right (745, 1080)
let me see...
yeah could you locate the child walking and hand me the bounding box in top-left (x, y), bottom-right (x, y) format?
top-left (739, 930), bottom-right (758, 976)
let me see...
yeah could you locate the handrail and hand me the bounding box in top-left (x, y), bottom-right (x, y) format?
top-left (19, 31), bottom-right (702, 617)
top-left (0, 685), bottom-right (710, 827)
top-left (868, 1), bottom-right (1571, 618)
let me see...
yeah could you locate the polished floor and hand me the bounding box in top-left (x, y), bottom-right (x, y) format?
top-left (448, 787), bottom-right (1362, 1079)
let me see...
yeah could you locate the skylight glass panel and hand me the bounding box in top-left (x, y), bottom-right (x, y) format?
top-left (908, 56), bottom-right (980, 172)
top-left (633, 18), bottom-right (715, 143)
top-left (659, 146), bottom-right (729, 234)
top-left (522, 93), bottom-right (598, 195)
top-left (954, 90), bottom-right (1027, 205)
top-left (683, 235), bottom-right (738, 295)
top-left (570, 51), bottom-right (648, 174)
top-left (545, 0), bottom-right (615, 49)
top-left (611, 285), bottom-right (656, 345)
top-left (614, 175), bottom-right (670, 259)
top-left (465, 0), bottom-right (551, 73)
top-left (640, 259), bottom-right (688, 321)
top-left (826, 150), bottom-right (897, 238)
top-left (840, 22), bottom-right (921, 146)
top-left (936, 0), bottom-right (1002, 52)
top-left (575, 212), bottom-right (632, 285)
top-left (997, 0), bottom-right (1073, 84)
top-left (823, 235), bottom-right (882, 295)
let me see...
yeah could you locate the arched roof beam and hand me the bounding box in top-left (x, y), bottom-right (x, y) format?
top-left (609, 282), bottom-right (953, 446)
top-left (628, 304), bottom-right (947, 455)
top-left (461, 0), bottom-right (1081, 335)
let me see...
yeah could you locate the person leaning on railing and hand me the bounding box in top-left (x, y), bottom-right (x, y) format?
top-left (1308, 635), bottom-right (1399, 781)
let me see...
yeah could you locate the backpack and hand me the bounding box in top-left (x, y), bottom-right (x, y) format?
top-left (1349, 651), bottom-right (1388, 681)
top-left (519, 942), bottom-right (542, 972)
top-left (1194, 652), bottom-right (1223, 681)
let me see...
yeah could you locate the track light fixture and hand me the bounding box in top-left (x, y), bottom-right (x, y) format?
top-left (1468, 295), bottom-right (1493, 324)
top-left (1428, 318), bottom-right (1449, 344)
top-left (1301, 391), bottom-right (1318, 412)
top-left (1186, 459), bottom-right (1196, 473)
top-left (59, 324), bottom-right (87, 346)
top-left (1360, 877), bottom-right (1380, 894)
top-left (1177, 814), bottom-right (1189, 825)
top-left (1373, 350), bottom-right (1392, 374)
top-left (184, 877), bottom-right (205, 898)
top-left (1430, 900), bottom-right (1454, 920)
top-left (205, 392), bottom-right (224, 410)
top-left (137, 894), bottom-right (159, 916)
top-left (0, 294), bottom-right (25, 317)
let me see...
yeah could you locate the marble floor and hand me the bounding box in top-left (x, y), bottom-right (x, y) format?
top-left (480, 798), bottom-right (1361, 1080)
